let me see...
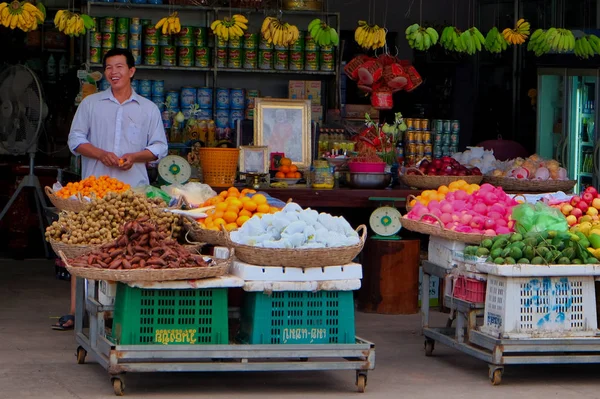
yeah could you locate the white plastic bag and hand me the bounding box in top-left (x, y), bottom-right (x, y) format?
top-left (51, 181), bottom-right (92, 202)
top-left (161, 182), bottom-right (217, 207)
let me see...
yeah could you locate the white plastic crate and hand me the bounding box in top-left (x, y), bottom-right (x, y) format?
top-left (481, 275), bottom-right (598, 339)
top-left (418, 266), bottom-right (440, 306)
top-left (427, 237), bottom-right (465, 269)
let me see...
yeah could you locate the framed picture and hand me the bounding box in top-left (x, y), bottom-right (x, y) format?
top-left (270, 152), bottom-right (285, 170)
top-left (254, 98), bottom-right (312, 168)
top-left (239, 146), bottom-right (269, 173)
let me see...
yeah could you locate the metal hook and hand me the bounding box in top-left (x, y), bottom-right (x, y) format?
top-left (394, 46), bottom-right (399, 57)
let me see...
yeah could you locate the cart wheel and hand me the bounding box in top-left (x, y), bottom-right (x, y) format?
top-left (112, 378), bottom-right (125, 396)
top-left (356, 374), bottom-right (367, 393)
top-left (489, 368), bottom-right (503, 386)
top-left (424, 340), bottom-right (435, 357)
top-left (76, 346), bottom-right (87, 364)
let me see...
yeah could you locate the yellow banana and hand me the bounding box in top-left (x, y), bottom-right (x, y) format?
top-left (261, 17), bottom-right (273, 34)
top-left (155, 17), bottom-right (167, 29)
top-left (235, 21), bottom-right (247, 30)
top-left (233, 14), bottom-right (247, 24)
top-left (10, 13), bottom-right (17, 29)
top-left (210, 19), bottom-right (220, 31)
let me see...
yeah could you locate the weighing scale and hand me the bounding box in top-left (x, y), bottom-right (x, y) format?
top-left (157, 155), bottom-right (192, 185)
top-left (368, 197), bottom-right (405, 240)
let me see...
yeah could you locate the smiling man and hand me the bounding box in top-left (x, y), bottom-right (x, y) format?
top-left (54, 49), bottom-right (168, 330)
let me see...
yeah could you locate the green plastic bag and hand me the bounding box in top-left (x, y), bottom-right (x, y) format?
top-left (133, 185), bottom-right (171, 204)
top-left (512, 202), bottom-right (568, 234)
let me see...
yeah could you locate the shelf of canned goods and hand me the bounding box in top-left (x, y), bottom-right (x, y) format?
top-left (74, 249), bottom-right (375, 396)
top-left (421, 237), bottom-right (600, 386)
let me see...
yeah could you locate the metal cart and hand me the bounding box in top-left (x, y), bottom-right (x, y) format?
top-left (421, 260), bottom-right (600, 385)
top-left (75, 277), bottom-right (375, 396)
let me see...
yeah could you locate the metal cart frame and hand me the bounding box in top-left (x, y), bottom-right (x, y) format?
top-left (75, 277), bottom-right (375, 396)
top-left (421, 260), bottom-right (600, 385)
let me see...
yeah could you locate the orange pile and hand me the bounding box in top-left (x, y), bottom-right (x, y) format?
top-left (56, 176), bottom-right (130, 199)
top-left (199, 187), bottom-right (281, 231)
top-left (409, 181), bottom-right (481, 207)
top-left (275, 157), bottom-right (302, 179)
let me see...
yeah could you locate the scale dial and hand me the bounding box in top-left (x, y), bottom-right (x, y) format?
top-left (158, 155), bottom-right (192, 185)
top-left (369, 206), bottom-right (402, 237)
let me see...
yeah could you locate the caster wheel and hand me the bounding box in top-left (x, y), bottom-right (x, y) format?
top-left (489, 369), bottom-right (503, 386)
top-left (76, 346), bottom-right (87, 364)
top-left (424, 340), bottom-right (435, 357)
top-left (356, 374), bottom-right (367, 393)
top-left (112, 378), bottom-right (125, 396)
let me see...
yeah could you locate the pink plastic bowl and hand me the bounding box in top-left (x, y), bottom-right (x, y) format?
top-left (348, 162), bottom-right (387, 173)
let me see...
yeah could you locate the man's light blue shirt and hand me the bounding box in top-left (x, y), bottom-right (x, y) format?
top-left (68, 89), bottom-right (168, 187)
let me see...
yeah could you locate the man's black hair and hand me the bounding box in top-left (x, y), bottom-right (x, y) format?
top-left (102, 48), bottom-right (135, 69)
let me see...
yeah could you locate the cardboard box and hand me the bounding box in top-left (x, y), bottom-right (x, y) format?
top-left (344, 104), bottom-right (379, 120)
top-left (311, 105), bottom-right (323, 124)
top-left (305, 81), bottom-right (322, 105)
top-left (288, 80), bottom-right (305, 99)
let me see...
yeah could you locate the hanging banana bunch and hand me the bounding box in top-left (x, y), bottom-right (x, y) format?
top-left (211, 14), bottom-right (248, 40)
top-left (484, 27), bottom-right (508, 53)
top-left (405, 24), bottom-right (439, 51)
top-left (54, 10), bottom-right (94, 36)
top-left (502, 18), bottom-right (530, 45)
top-left (308, 18), bottom-right (339, 46)
top-left (575, 34), bottom-right (600, 59)
top-left (0, 1), bottom-right (45, 32)
top-left (261, 17), bottom-right (300, 47)
top-left (354, 20), bottom-right (386, 50)
top-left (155, 12), bottom-right (181, 35)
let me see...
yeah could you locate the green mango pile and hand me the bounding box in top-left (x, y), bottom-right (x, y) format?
top-left (464, 230), bottom-right (599, 265)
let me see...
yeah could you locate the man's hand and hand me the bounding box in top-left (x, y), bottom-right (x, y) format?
top-left (99, 150), bottom-right (120, 167)
top-left (119, 153), bottom-right (137, 171)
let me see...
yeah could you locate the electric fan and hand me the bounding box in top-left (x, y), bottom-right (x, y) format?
top-left (0, 64), bottom-right (50, 257)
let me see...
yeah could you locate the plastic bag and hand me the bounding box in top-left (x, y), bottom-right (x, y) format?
top-left (512, 202), bottom-right (568, 234)
top-left (161, 183), bottom-right (216, 207)
top-left (132, 185), bottom-right (172, 204)
top-left (248, 191), bottom-right (287, 208)
top-left (51, 181), bottom-right (91, 202)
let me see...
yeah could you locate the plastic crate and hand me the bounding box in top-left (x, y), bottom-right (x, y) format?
top-left (112, 283), bottom-right (228, 345)
top-left (427, 237), bottom-right (465, 269)
top-left (453, 276), bottom-right (486, 303)
top-left (482, 275), bottom-right (598, 339)
top-left (238, 291), bottom-right (356, 344)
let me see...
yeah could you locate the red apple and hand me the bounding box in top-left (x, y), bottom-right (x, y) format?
top-left (577, 201), bottom-right (589, 213)
top-left (571, 196), bottom-right (582, 207)
top-left (583, 192), bottom-right (595, 204)
top-left (433, 159), bottom-right (443, 169)
top-left (585, 186), bottom-right (598, 197)
top-left (571, 208), bottom-right (583, 218)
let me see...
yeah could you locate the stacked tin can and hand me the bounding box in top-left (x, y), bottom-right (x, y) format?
top-left (216, 36), bottom-right (228, 68)
top-left (163, 89), bottom-right (179, 130)
top-left (194, 27), bottom-right (210, 68)
top-left (258, 36), bottom-right (273, 70)
top-left (245, 89), bottom-right (260, 120)
top-left (214, 88), bottom-right (245, 129)
top-left (129, 18), bottom-right (142, 65)
top-left (243, 33), bottom-right (258, 69)
top-left (403, 118), bottom-right (432, 166)
top-left (143, 21), bottom-right (161, 66)
top-left (99, 17), bottom-right (115, 61)
top-left (432, 119), bottom-right (460, 157)
top-left (304, 32), bottom-right (319, 71)
top-left (176, 26), bottom-right (194, 67)
top-left (288, 31), bottom-right (304, 70)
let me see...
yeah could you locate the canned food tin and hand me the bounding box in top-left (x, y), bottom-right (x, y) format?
top-left (228, 36), bottom-right (242, 49)
top-left (451, 120), bottom-right (460, 133)
top-left (320, 50), bottom-right (334, 71)
top-left (143, 26), bottom-right (158, 45)
top-left (101, 32), bottom-right (115, 48)
top-left (405, 118), bottom-right (414, 129)
top-left (442, 119), bottom-right (451, 133)
top-left (407, 143), bottom-right (417, 155)
top-left (129, 33), bottom-right (141, 41)
top-left (405, 131), bottom-right (416, 143)
top-left (450, 133), bottom-right (459, 146)
top-left (246, 90), bottom-right (259, 108)
top-left (182, 108), bottom-right (194, 120)
top-left (421, 119), bottom-right (430, 131)
top-left (216, 37), bottom-right (228, 48)
top-left (101, 17), bottom-right (115, 33)
top-left (243, 33), bottom-right (257, 49)
top-left (433, 131), bottom-right (443, 144)
top-left (162, 109), bottom-right (172, 129)
top-left (441, 133), bottom-right (451, 146)
top-left (177, 26), bottom-right (194, 47)
top-left (433, 145), bottom-right (442, 159)
top-left (180, 87), bottom-right (197, 109)
top-left (243, 49), bottom-right (257, 69)
top-left (130, 22), bottom-right (141, 35)
top-left (130, 17), bottom-right (140, 25)
top-left (230, 88), bottom-right (245, 110)
top-left (193, 27), bottom-right (207, 47)
top-left (290, 30), bottom-right (305, 51)
top-left (158, 33), bottom-right (172, 46)
top-left (197, 87), bottom-right (212, 109)
top-left (289, 51), bottom-right (304, 70)
top-left (441, 145), bottom-right (451, 157)
top-left (138, 79), bottom-right (152, 97)
top-left (228, 48), bottom-right (242, 69)
top-left (152, 96), bottom-right (165, 112)
top-left (274, 43), bottom-right (288, 51)
top-left (129, 39), bottom-right (141, 50)
top-left (131, 50), bottom-right (142, 65)
top-left (320, 44), bottom-right (334, 52)
top-left (216, 48), bottom-right (227, 68)
top-left (216, 88), bottom-right (230, 109)
top-left (304, 51), bottom-right (319, 71)
top-left (116, 17), bottom-right (128, 34)
top-left (116, 33), bottom-right (128, 49)
top-left (423, 132), bottom-right (432, 143)
top-left (245, 108), bottom-right (254, 120)
top-left (151, 80), bottom-right (164, 96)
top-left (90, 17), bottom-right (97, 32)
top-left (99, 79), bottom-right (110, 91)
top-left (140, 19), bottom-right (151, 26)
top-left (416, 143), bottom-right (424, 156)
top-left (215, 109), bottom-right (229, 129)
top-left (229, 109), bottom-right (243, 129)
top-left (305, 32), bottom-right (317, 51)
top-left (198, 108), bottom-right (213, 120)
top-left (449, 146), bottom-right (459, 155)
top-left (424, 143), bottom-right (432, 154)
top-left (165, 90), bottom-right (179, 109)
top-left (434, 119), bottom-right (443, 132)
top-left (89, 47), bottom-right (101, 64)
top-left (259, 37), bottom-right (273, 50)
top-left (144, 45), bottom-right (159, 65)
top-left (131, 80), bottom-right (139, 92)
top-left (90, 32), bottom-right (102, 47)
top-left (194, 47), bottom-right (211, 68)
top-left (415, 131), bottom-right (424, 143)
top-left (274, 50), bottom-right (288, 70)
top-left (258, 50), bottom-right (273, 70)
top-left (178, 46), bottom-right (193, 67)
top-left (160, 45), bottom-right (176, 66)
top-left (413, 119), bottom-right (422, 131)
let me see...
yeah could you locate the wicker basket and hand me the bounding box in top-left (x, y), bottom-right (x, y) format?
top-left (225, 225), bottom-right (367, 268)
top-left (49, 239), bottom-right (99, 259)
top-left (59, 249), bottom-right (233, 282)
top-left (45, 186), bottom-right (88, 213)
top-left (482, 176), bottom-right (577, 193)
top-left (400, 168), bottom-right (483, 190)
top-left (183, 217), bottom-right (230, 247)
top-left (199, 148), bottom-right (239, 187)
top-left (401, 214), bottom-right (485, 244)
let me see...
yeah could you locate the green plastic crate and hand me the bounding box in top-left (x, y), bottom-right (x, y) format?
top-left (112, 283), bottom-right (228, 345)
top-left (238, 291), bottom-right (356, 344)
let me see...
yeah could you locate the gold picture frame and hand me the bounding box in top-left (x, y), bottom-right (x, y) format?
top-left (254, 98), bottom-right (312, 168)
top-left (239, 146), bottom-right (269, 173)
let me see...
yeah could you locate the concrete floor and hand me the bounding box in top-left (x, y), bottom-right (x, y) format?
top-left (2, 261), bottom-right (600, 399)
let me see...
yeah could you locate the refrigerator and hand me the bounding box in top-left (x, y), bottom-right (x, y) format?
top-left (537, 68), bottom-right (598, 194)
